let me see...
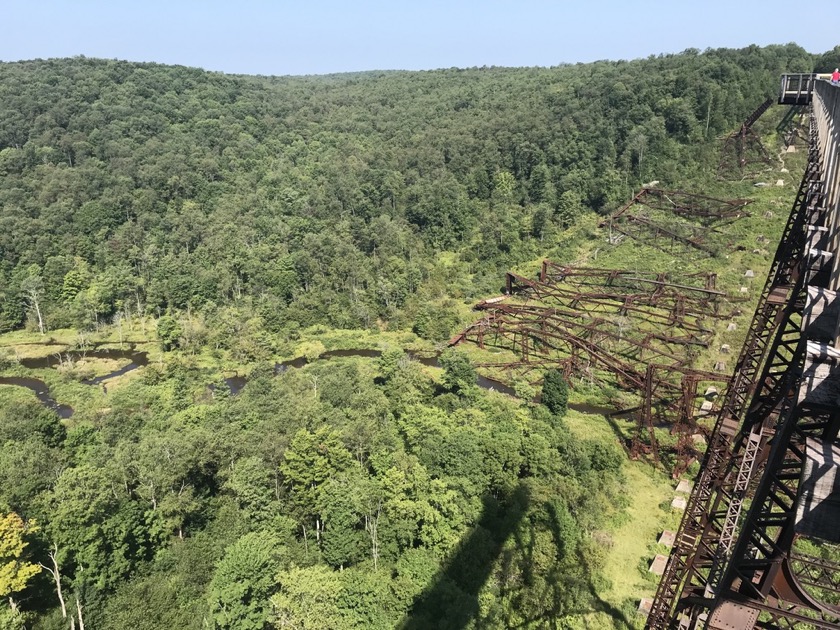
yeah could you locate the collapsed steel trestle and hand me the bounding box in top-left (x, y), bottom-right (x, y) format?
top-left (451, 261), bottom-right (732, 473)
top-left (600, 188), bottom-right (753, 256)
top-left (648, 89), bottom-right (840, 629)
top-left (452, 84), bottom-right (840, 628)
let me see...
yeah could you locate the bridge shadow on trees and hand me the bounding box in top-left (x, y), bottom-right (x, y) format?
top-left (506, 499), bottom-right (633, 630)
top-left (398, 482), bottom-right (633, 630)
top-left (398, 484), bottom-right (530, 630)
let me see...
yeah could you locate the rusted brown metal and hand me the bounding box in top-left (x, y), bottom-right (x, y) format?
top-left (777, 104), bottom-right (809, 148)
top-left (600, 188), bottom-right (752, 256)
top-left (718, 98), bottom-right (774, 175)
top-left (630, 365), bottom-right (726, 474)
top-left (648, 99), bottom-right (840, 629)
top-left (452, 261), bottom-right (731, 474)
top-left (606, 188), bottom-right (752, 223)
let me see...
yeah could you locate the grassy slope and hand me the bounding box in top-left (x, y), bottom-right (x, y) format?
top-left (564, 408), bottom-right (679, 628)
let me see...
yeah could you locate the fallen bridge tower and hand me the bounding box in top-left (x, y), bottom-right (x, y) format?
top-left (648, 74), bottom-right (840, 630)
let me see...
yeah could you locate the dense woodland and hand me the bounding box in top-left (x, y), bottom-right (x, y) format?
top-left (1, 44), bottom-right (839, 628)
top-left (1, 45), bottom-right (833, 345)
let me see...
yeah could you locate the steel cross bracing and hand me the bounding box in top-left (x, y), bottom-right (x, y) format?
top-left (599, 189), bottom-right (752, 257)
top-left (777, 105), bottom-right (808, 148)
top-left (607, 189), bottom-right (753, 222)
top-left (450, 263), bottom-right (732, 473)
top-left (790, 554), bottom-right (840, 597)
top-left (646, 107), bottom-right (822, 629)
top-left (539, 262), bottom-right (724, 305)
top-left (648, 92), bottom-right (840, 629)
top-left (718, 98), bottom-right (775, 175)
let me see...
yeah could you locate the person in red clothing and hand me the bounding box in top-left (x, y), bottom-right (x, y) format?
top-left (832, 68), bottom-right (840, 85)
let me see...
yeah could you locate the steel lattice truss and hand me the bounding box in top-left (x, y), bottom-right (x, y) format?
top-left (600, 188), bottom-right (752, 256)
top-left (648, 102), bottom-right (840, 629)
top-left (718, 97), bottom-right (775, 176)
top-left (777, 105), bottom-right (809, 148)
top-left (450, 262), bottom-right (732, 473)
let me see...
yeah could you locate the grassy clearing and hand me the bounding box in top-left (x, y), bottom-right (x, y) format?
top-left (0, 320), bottom-right (440, 423)
top-left (600, 463), bottom-right (680, 623)
top-left (564, 409), bottom-right (682, 628)
top-left (0, 322), bottom-right (158, 422)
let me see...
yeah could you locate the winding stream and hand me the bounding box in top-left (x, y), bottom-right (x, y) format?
top-left (1, 346), bottom-right (616, 419)
top-left (18, 348), bottom-right (151, 383)
top-left (0, 376), bottom-right (75, 419)
top-left (0, 346), bottom-right (150, 419)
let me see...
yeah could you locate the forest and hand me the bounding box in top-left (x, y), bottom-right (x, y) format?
top-left (1, 43), bottom-right (838, 629)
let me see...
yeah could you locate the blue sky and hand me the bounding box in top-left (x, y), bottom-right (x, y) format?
top-left (1, 1), bottom-right (837, 76)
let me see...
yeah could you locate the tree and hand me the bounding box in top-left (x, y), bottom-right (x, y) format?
top-left (280, 427), bottom-right (354, 544)
top-left (224, 456), bottom-right (279, 524)
top-left (272, 565), bottom-right (345, 630)
top-left (20, 269), bottom-right (46, 334)
top-left (0, 439), bottom-right (61, 514)
top-left (541, 369), bottom-right (568, 417)
top-left (438, 349), bottom-right (476, 395)
top-left (378, 347), bottom-right (407, 382)
top-left (492, 170), bottom-right (516, 204)
top-left (208, 532), bottom-right (283, 630)
top-left (156, 315), bottom-right (182, 350)
top-left (0, 512), bottom-right (41, 615)
top-left (61, 267), bottom-right (87, 302)
top-left (0, 400), bottom-right (66, 448)
top-left (412, 304), bottom-right (460, 342)
top-left (555, 190), bottom-right (582, 228)
top-left (43, 464), bottom-right (153, 592)
top-left (318, 475), bottom-right (366, 569)
top-left (37, 543), bottom-right (68, 624)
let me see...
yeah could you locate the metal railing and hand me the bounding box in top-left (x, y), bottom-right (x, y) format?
top-left (780, 73), bottom-right (816, 106)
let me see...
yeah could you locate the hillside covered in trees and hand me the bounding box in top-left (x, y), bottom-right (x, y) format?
top-left (0, 44), bottom-right (825, 344)
top-left (1, 44), bottom-right (838, 629)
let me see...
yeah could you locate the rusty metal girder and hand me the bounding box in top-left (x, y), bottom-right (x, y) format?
top-left (606, 213), bottom-right (719, 256)
top-left (791, 553), bottom-right (840, 597)
top-left (718, 98), bottom-right (775, 175)
top-left (647, 114), bottom-right (821, 630)
top-left (648, 101), bottom-right (840, 630)
top-left (631, 365), bottom-right (727, 472)
top-left (519, 269), bottom-right (726, 316)
top-left (540, 262), bottom-right (720, 293)
top-left (504, 272), bottom-right (720, 336)
top-left (607, 188), bottom-right (752, 223)
top-left (452, 261), bottom-right (733, 474)
top-left (516, 267), bottom-right (725, 316)
top-left (461, 299), bottom-right (703, 370)
top-left (777, 105), bottom-right (809, 148)
top-left (600, 188), bottom-right (752, 256)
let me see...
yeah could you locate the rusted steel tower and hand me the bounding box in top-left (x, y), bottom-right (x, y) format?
top-left (450, 260), bottom-right (733, 474)
top-left (718, 98), bottom-right (775, 176)
top-left (648, 76), bottom-right (840, 629)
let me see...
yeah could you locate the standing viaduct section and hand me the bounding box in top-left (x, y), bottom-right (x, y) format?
top-left (647, 76), bottom-right (840, 629)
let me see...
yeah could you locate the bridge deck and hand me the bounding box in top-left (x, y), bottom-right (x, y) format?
top-left (649, 76), bottom-right (840, 630)
top-left (796, 437), bottom-right (840, 543)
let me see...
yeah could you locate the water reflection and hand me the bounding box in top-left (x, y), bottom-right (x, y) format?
top-left (2, 345), bottom-right (621, 420)
top-left (0, 376), bottom-right (74, 419)
top-left (1, 346), bottom-right (149, 419)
